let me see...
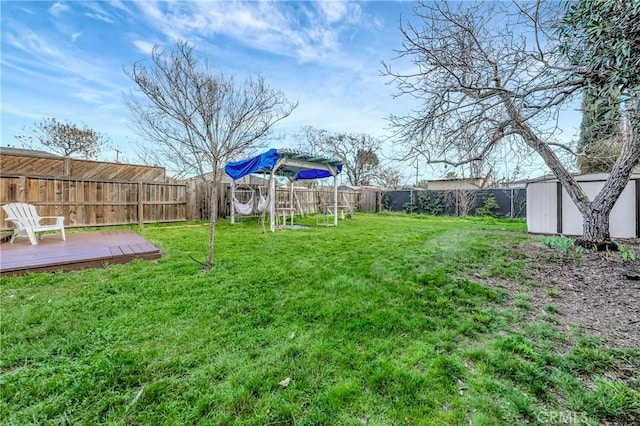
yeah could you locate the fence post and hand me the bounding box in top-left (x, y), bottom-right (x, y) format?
top-left (556, 182), bottom-right (563, 234)
top-left (509, 188), bottom-right (514, 219)
top-left (634, 179), bottom-right (640, 238)
top-left (184, 180), bottom-right (192, 221)
top-left (230, 181), bottom-right (235, 225)
top-left (138, 181), bottom-right (144, 227)
top-left (18, 175), bottom-right (27, 202)
top-left (333, 174), bottom-right (338, 226)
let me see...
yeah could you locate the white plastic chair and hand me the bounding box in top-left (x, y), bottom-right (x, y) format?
top-left (2, 202), bottom-right (66, 245)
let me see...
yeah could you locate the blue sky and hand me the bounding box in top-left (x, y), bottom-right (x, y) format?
top-left (1, 1), bottom-right (581, 181)
top-left (2, 2), bottom-right (418, 163)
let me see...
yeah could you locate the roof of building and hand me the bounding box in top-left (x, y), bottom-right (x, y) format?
top-left (0, 146), bottom-right (63, 159)
top-left (526, 172), bottom-right (640, 184)
top-left (338, 185), bottom-right (380, 192)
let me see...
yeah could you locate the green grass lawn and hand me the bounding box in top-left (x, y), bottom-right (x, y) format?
top-left (1, 214), bottom-right (638, 425)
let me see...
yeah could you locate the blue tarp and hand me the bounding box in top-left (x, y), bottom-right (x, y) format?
top-left (225, 149), bottom-right (280, 181)
top-left (224, 149), bottom-right (342, 181)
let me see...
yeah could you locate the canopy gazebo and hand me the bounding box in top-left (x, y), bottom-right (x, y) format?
top-left (224, 149), bottom-right (343, 232)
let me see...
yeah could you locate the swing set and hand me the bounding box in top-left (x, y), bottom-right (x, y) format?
top-left (230, 185), bottom-right (268, 219)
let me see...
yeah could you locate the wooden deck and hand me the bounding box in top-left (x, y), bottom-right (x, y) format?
top-left (0, 230), bottom-right (161, 276)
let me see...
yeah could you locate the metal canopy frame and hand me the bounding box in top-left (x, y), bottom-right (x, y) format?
top-left (226, 149), bottom-right (343, 232)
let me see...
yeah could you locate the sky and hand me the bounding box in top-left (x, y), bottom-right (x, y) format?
top-left (1, 1), bottom-right (580, 182)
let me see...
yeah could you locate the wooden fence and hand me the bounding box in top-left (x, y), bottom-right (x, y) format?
top-left (185, 181), bottom-right (377, 221)
top-left (1, 175), bottom-right (380, 230)
top-left (0, 175), bottom-right (187, 229)
top-left (357, 192), bottom-right (379, 212)
top-left (0, 151), bottom-right (167, 182)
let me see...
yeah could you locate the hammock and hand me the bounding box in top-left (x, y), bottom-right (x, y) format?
top-left (256, 187), bottom-right (269, 213)
top-left (233, 189), bottom-right (255, 216)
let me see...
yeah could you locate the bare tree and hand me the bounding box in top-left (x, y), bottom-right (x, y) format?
top-left (376, 166), bottom-right (402, 189)
top-left (325, 133), bottom-right (381, 186)
top-left (15, 117), bottom-right (111, 159)
top-left (124, 41), bottom-right (297, 268)
top-left (383, 1), bottom-right (639, 248)
top-left (457, 190), bottom-right (478, 217)
top-left (294, 126), bottom-right (330, 157)
top-left (295, 126), bottom-right (383, 186)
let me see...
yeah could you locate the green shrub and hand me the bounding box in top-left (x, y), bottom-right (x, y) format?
top-left (475, 195), bottom-right (500, 217)
top-left (616, 243), bottom-right (636, 261)
top-left (402, 202), bottom-right (416, 213)
top-left (418, 191), bottom-right (444, 215)
top-left (381, 194), bottom-right (391, 211)
top-left (541, 236), bottom-right (577, 254)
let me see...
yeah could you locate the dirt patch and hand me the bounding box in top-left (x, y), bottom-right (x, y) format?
top-left (478, 240), bottom-right (640, 349)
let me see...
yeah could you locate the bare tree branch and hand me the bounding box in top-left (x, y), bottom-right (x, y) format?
top-left (124, 41), bottom-right (297, 267)
top-left (15, 117), bottom-right (112, 159)
top-left (383, 0), bottom-right (640, 245)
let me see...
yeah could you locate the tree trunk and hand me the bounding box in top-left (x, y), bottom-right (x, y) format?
top-left (575, 115), bottom-right (640, 250)
top-left (505, 95), bottom-right (639, 250)
top-left (575, 207), bottom-right (617, 250)
top-left (207, 171), bottom-right (219, 269)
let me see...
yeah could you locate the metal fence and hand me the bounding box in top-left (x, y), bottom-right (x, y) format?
top-left (381, 188), bottom-right (527, 218)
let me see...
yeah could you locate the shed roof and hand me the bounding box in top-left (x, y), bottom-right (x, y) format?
top-left (526, 172), bottom-right (640, 184)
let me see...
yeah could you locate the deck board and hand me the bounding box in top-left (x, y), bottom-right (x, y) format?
top-left (0, 230), bottom-right (161, 275)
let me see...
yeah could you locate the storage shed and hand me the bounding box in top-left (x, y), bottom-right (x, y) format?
top-left (526, 173), bottom-right (640, 238)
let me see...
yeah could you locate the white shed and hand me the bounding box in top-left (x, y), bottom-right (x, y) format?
top-left (526, 172), bottom-right (640, 238)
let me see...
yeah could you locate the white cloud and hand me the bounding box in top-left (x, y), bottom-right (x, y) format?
top-left (85, 12), bottom-right (115, 24)
top-left (2, 0), bottom-right (410, 164)
top-left (317, 1), bottom-right (361, 24)
top-left (2, 25), bottom-right (128, 98)
top-left (108, 0), bottom-right (132, 14)
top-left (1, 103), bottom-right (47, 123)
top-left (16, 6), bottom-right (35, 16)
top-left (73, 87), bottom-right (104, 104)
top-left (132, 1), bottom-right (364, 67)
top-left (3, 30), bottom-right (65, 59)
top-left (49, 2), bottom-right (70, 16)
top-left (319, 1), bottom-right (348, 22)
top-left (80, 2), bottom-right (119, 24)
top-left (131, 40), bottom-right (156, 55)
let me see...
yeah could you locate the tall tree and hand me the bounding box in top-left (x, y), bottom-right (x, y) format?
top-left (563, 0), bottom-right (640, 244)
top-left (384, 0), bottom-right (640, 248)
top-left (15, 117), bottom-right (111, 159)
top-left (124, 41), bottom-right (297, 268)
top-left (564, 0), bottom-right (639, 177)
top-left (296, 127), bottom-right (383, 186)
top-left (576, 87), bottom-right (621, 173)
top-left (326, 133), bottom-right (382, 186)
